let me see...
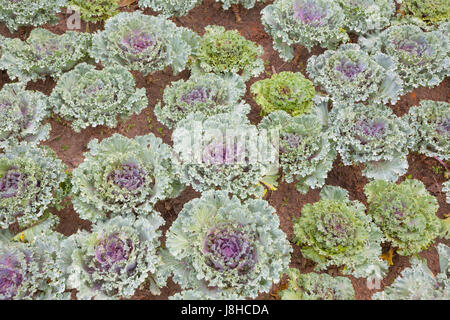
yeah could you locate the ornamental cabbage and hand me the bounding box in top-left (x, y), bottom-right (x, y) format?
top-left (365, 179), bottom-right (443, 256)
top-left (69, 0), bottom-right (119, 23)
top-left (404, 100), bottom-right (449, 160)
top-left (400, 0), bottom-right (450, 27)
top-left (359, 24), bottom-right (449, 92)
top-left (138, 0), bottom-right (200, 16)
top-left (72, 133), bottom-right (184, 223)
top-left (0, 231), bottom-right (68, 300)
top-left (59, 214), bottom-right (167, 300)
top-left (0, 28), bottom-right (91, 82)
top-left (0, 0), bottom-right (66, 32)
top-left (443, 181), bottom-right (450, 204)
top-left (250, 71), bottom-right (316, 116)
top-left (293, 186), bottom-right (388, 279)
top-left (172, 109), bottom-right (279, 199)
top-left (258, 101), bottom-right (336, 194)
top-left (50, 63), bottom-right (148, 132)
top-left (338, 0), bottom-right (395, 34)
top-left (0, 145), bottom-right (68, 229)
top-left (154, 73), bottom-right (246, 129)
top-left (261, 0), bottom-right (349, 61)
top-left (214, 0), bottom-right (265, 10)
top-left (0, 83), bottom-right (50, 149)
top-left (279, 268), bottom-right (355, 300)
top-left (306, 44), bottom-right (403, 105)
top-left (163, 190), bottom-right (292, 299)
top-left (372, 243), bottom-right (449, 300)
top-left (329, 102), bottom-right (412, 181)
top-left (90, 11), bottom-right (199, 76)
top-left (190, 25), bottom-right (264, 81)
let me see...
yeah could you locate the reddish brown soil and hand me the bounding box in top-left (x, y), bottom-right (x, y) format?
top-left (1, 0), bottom-right (449, 300)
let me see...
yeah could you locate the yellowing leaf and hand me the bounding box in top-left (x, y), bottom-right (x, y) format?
top-left (381, 248), bottom-right (395, 266)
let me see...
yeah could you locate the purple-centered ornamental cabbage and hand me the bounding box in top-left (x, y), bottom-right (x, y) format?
top-left (329, 102), bottom-right (413, 181)
top-left (172, 110), bottom-right (279, 199)
top-left (0, 231), bottom-right (68, 300)
top-left (307, 44), bottom-right (403, 104)
top-left (0, 145), bottom-right (68, 229)
top-left (404, 100), bottom-right (450, 160)
top-left (164, 190), bottom-right (292, 299)
top-left (60, 215), bottom-right (167, 300)
top-left (359, 24), bottom-right (449, 92)
top-left (90, 12), bottom-right (199, 76)
top-left (154, 73), bottom-right (246, 129)
top-left (0, 28), bottom-right (91, 82)
top-left (261, 0), bottom-right (349, 61)
top-left (72, 133), bottom-right (185, 223)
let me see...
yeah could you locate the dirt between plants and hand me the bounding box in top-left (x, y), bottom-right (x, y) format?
top-left (1, 0), bottom-right (449, 300)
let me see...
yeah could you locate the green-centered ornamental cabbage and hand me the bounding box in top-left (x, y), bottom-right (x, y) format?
top-left (190, 25), bottom-right (264, 81)
top-left (251, 71), bottom-right (316, 116)
top-left (365, 179), bottom-right (443, 256)
top-left (293, 186), bottom-right (388, 279)
top-left (69, 0), bottom-right (120, 23)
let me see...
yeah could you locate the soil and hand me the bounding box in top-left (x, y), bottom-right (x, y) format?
top-left (1, 0), bottom-right (449, 300)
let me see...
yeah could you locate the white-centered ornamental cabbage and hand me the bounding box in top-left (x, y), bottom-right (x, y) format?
top-left (261, 0), bottom-right (349, 61)
top-left (258, 99), bottom-right (336, 194)
top-left (59, 214), bottom-right (167, 300)
top-left (0, 82), bottom-right (50, 149)
top-left (72, 133), bottom-right (185, 223)
top-left (329, 102), bottom-right (413, 182)
top-left (307, 44), bottom-right (403, 105)
top-left (163, 190), bottom-right (292, 299)
top-left (154, 73), bottom-right (246, 129)
top-left (50, 63), bottom-right (148, 132)
top-left (90, 11), bottom-right (199, 76)
top-left (0, 28), bottom-right (91, 82)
